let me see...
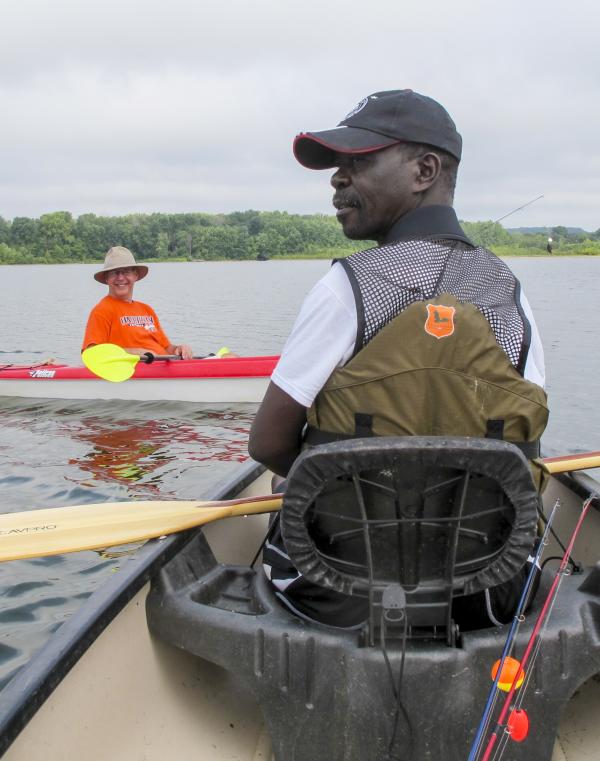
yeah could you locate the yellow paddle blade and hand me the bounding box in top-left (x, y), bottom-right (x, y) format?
top-left (82, 343), bottom-right (140, 382)
top-left (0, 494), bottom-right (283, 562)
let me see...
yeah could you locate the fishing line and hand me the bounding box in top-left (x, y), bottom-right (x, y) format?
top-left (467, 499), bottom-right (560, 761)
top-left (536, 506), bottom-right (579, 569)
top-left (478, 494), bottom-right (595, 761)
top-left (512, 564), bottom-right (571, 712)
top-left (489, 565), bottom-right (567, 761)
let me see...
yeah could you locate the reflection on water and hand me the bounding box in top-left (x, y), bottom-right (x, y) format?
top-left (68, 419), bottom-right (172, 491)
top-left (0, 396), bottom-right (257, 689)
top-left (67, 413), bottom-right (250, 492)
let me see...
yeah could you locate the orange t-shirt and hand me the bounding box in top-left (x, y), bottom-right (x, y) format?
top-left (82, 296), bottom-right (171, 354)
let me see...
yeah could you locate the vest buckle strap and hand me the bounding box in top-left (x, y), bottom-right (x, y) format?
top-left (354, 413), bottom-right (374, 437)
top-left (485, 418), bottom-right (540, 459)
top-left (304, 425), bottom-right (541, 461)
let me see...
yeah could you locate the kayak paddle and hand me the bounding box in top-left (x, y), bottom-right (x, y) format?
top-left (0, 450), bottom-right (598, 563)
top-left (82, 343), bottom-right (230, 383)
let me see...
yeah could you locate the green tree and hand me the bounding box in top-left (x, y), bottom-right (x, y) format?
top-left (38, 211), bottom-right (83, 261)
top-left (253, 228), bottom-right (285, 258)
top-left (75, 214), bottom-right (111, 259)
top-left (193, 226), bottom-right (252, 260)
top-left (9, 217), bottom-right (38, 249)
top-left (155, 231), bottom-right (170, 258)
top-left (0, 242), bottom-right (22, 264)
top-left (460, 220), bottom-right (512, 248)
top-left (0, 217), bottom-right (10, 245)
top-left (551, 226), bottom-right (568, 243)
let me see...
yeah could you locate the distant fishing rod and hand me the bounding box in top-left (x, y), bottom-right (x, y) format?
top-left (494, 194), bottom-right (544, 224)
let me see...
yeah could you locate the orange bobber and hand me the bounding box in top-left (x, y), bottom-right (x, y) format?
top-left (491, 656), bottom-right (525, 692)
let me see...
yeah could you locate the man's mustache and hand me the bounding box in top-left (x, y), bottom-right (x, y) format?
top-left (332, 195), bottom-right (359, 210)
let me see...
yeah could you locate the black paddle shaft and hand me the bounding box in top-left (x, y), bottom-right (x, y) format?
top-left (141, 353), bottom-right (211, 363)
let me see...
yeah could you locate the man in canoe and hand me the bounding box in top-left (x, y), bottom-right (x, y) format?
top-left (82, 246), bottom-right (194, 359)
top-left (249, 89), bottom-right (549, 627)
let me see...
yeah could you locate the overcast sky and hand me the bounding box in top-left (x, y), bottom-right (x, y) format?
top-left (1, 0), bottom-right (599, 229)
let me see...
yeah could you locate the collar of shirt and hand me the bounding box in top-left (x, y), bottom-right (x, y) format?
top-left (382, 205), bottom-right (473, 246)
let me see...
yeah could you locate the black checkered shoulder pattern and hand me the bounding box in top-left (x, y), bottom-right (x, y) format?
top-left (339, 238), bottom-right (531, 374)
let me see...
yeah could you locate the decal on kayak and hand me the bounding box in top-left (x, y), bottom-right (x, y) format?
top-left (29, 368), bottom-right (56, 378)
top-left (425, 304), bottom-right (455, 339)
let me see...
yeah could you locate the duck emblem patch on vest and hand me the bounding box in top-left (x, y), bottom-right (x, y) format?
top-left (425, 304), bottom-right (456, 339)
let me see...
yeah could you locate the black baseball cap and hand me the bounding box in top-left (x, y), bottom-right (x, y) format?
top-left (293, 89), bottom-right (462, 169)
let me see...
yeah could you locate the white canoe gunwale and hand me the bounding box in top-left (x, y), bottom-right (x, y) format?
top-left (0, 462), bottom-right (598, 760)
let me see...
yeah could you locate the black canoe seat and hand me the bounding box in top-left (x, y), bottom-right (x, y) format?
top-left (277, 436), bottom-right (539, 641)
top-left (146, 437), bottom-right (600, 761)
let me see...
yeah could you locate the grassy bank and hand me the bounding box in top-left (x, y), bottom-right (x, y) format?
top-left (492, 243), bottom-right (600, 257)
top-left (275, 241), bottom-right (600, 260)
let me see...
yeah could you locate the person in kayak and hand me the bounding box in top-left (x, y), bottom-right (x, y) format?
top-left (82, 246), bottom-right (194, 359)
top-left (248, 89), bottom-right (549, 627)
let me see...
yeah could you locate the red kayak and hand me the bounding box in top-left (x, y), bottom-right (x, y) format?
top-left (0, 356), bottom-right (279, 402)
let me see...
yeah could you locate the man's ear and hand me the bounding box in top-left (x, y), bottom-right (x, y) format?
top-left (415, 152), bottom-right (442, 191)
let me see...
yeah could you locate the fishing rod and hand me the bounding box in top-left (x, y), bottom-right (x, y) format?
top-left (494, 194), bottom-right (544, 224)
top-left (478, 492), bottom-right (597, 761)
top-left (466, 499), bottom-right (561, 761)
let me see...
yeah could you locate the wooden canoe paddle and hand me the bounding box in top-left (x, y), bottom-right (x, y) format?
top-left (0, 450), bottom-right (598, 563)
top-left (539, 450), bottom-right (600, 474)
top-left (0, 493), bottom-right (284, 562)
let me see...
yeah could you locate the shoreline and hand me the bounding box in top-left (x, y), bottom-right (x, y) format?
top-left (1, 251), bottom-right (599, 266)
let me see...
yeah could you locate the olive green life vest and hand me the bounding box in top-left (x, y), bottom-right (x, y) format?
top-left (306, 294), bottom-right (548, 451)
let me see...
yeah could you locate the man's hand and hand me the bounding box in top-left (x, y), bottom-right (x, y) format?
top-left (249, 382), bottom-right (307, 478)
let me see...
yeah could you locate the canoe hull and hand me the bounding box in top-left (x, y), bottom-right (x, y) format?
top-left (0, 460), bottom-right (273, 761)
top-left (0, 462), bottom-right (598, 761)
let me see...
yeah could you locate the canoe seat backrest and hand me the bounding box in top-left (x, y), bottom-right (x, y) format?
top-left (281, 437), bottom-right (539, 640)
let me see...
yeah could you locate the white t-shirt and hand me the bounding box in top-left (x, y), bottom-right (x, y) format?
top-left (272, 262), bottom-right (546, 408)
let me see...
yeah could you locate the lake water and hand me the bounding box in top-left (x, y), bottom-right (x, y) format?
top-left (0, 258), bottom-right (599, 688)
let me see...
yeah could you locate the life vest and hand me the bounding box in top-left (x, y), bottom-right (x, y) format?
top-left (306, 293), bottom-right (548, 456)
top-left (337, 237), bottom-right (534, 374)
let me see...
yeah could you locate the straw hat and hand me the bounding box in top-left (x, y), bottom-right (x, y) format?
top-left (94, 247), bottom-right (149, 283)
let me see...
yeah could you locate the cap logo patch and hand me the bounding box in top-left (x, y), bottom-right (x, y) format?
top-left (424, 304), bottom-right (455, 339)
top-left (344, 98), bottom-right (368, 120)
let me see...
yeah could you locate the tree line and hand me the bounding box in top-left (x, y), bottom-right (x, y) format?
top-left (0, 211), bottom-right (599, 265)
top-left (0, 210), bottom-right (357, 264)
top-left (461, 221), bottom-right (600, 256)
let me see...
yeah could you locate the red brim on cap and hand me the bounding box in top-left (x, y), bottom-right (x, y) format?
top-left (293, 128), bottom-right (400, 169)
